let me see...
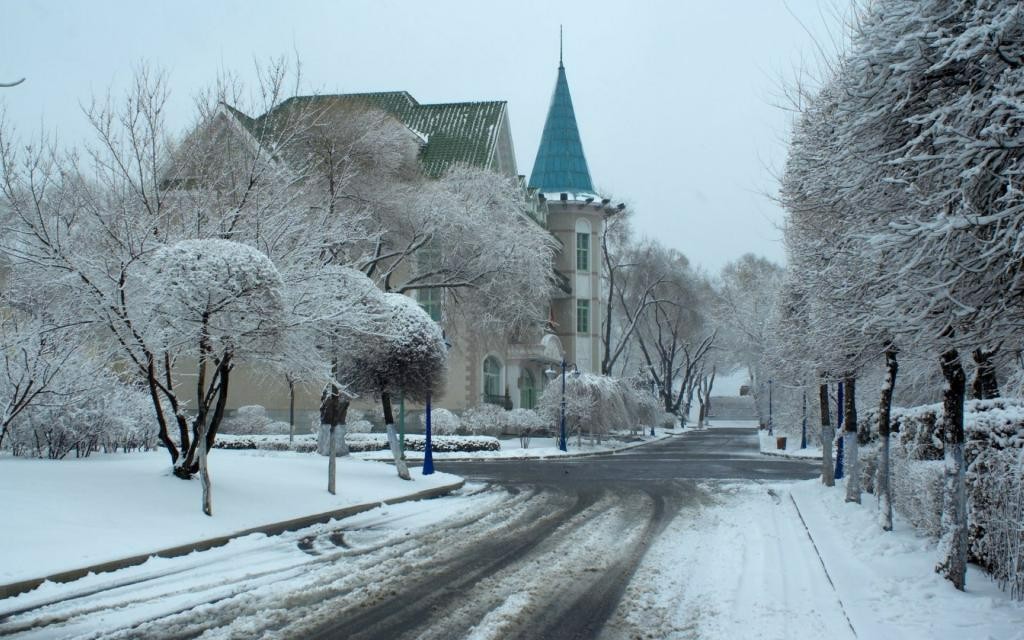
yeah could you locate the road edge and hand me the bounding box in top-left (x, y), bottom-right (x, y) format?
top-left (0, 478), bottom-right (465, 601)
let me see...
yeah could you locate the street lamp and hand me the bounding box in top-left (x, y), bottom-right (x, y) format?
top-left (768, 378), bottom-right (774, 436)
top-left (545, 359), bottom-right (577, 452)
top-left (422, 336), bottom-right (451, 477)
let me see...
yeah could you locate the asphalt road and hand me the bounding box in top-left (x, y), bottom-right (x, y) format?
top-left (307, 426), bottom-right (819, 640)
top-left (0, 426), bottom-right (819, 640)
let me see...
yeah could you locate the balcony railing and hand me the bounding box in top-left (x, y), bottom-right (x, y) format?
top-left (482, 393), bottom-right (512, 409)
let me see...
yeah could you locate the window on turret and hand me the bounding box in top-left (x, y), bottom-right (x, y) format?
top-left (576, 232), bottom-right (590, 272)
top-left (576, 299), bottom-right (590, 333)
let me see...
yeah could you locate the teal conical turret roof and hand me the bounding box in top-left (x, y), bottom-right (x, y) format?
top-left (528, 60), bottom-right (594, 195)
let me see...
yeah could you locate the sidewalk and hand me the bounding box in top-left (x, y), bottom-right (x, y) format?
top-left (0, 451), bottom-right (463, 599)
top-left (789, 479), bottom-right (1024, 639)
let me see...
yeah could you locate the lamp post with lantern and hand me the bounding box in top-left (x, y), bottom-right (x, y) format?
top-left (545, 359), bottom-right (578, 452)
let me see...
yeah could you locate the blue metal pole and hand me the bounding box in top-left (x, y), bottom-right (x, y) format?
top-left (801, 388), bottom-right (808, 449)
top-left (834, 381), bottom-right (845, 479)
top-left (559, 359), bottom-right (567, 452)
top-left (423, 391), bottom-right (434, 475)
top-left (768, 379), bottom-right (774, 436)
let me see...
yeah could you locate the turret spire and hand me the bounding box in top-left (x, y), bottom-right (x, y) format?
top-left (528, 30), bottom-right (595, 196)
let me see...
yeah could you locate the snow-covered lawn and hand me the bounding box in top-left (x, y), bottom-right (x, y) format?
top-left (351, 427), bottom-right (678, 461)
top-left (759, 428), bottom-right (823, 459)
top-left (605, 480), bottom-right (1024, 640)
top-left (0, 450), bottom-right (460, 585)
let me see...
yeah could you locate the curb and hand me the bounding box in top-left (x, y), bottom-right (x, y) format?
top-left (356, 432), bottom-right (678, 463)
top-left (788, 492), bottom-right (858, 637)
top-left (0, 479), bottom-right (464, 601)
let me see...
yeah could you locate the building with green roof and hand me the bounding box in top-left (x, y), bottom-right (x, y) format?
top-left (208, 58), bottom-right (622, 416)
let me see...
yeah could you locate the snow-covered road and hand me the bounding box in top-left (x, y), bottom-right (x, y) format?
top-left (1, 426), bottom-right (834, 639)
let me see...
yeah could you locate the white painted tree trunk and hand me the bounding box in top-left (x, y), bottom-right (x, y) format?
top-left (938, 440), bottom-right (968, 588)
top-left (328, 424), bottom-right (337, 495)
top-left (385, 424), bottom-right (410, 480)
top-left (844, 430), bottom-right (860, 503)
top-left (317, 423), bottom-right (349, 457)
top-left (198, 423), bottom-right (212, 516)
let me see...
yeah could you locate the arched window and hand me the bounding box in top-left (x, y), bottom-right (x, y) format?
top-left (519, 369), bottom-right (537, 409)
top-left (483, 356), bottom-right (502, 404)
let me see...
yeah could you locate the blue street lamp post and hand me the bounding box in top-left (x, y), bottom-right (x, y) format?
top-left (650, 377), bottom-right (658, 437)
top-left (422, 391), bottom-right (434, 475)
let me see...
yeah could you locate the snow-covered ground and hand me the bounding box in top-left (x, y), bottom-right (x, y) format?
top-left (0, 450), bottom-right (460, 585)
top-left (603, 480), bottom-right (1024, 640)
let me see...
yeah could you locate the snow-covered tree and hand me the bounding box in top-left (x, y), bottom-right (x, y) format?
top-left (336, 292), bottom-right (447, 480)
top-left (142, 239), bottom-right (286, 514)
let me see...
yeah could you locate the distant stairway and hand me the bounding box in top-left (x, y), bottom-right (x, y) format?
top-left (706, 396), bottom-right (756, 421)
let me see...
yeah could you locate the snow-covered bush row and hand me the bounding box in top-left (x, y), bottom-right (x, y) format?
top-left (344, 434), bottom-right (500, 453)
top-left (420, 408), bottom-right (460, 435)
top-left (857, 399), bottom-right (1024, 592)
top-left (214, 434), bottom-right (318, 453)
top-left (213, 432), bottom-right (500, 453)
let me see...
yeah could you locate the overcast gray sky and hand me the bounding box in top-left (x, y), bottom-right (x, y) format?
top-left (1, 0), bottom-right (842, 275)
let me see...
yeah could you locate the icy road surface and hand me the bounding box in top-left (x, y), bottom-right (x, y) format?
top-left (0, 425), bottom-right (831, 639)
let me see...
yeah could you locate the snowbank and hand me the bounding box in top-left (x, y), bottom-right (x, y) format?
top-left (0, 450), bottom-right (460, 585)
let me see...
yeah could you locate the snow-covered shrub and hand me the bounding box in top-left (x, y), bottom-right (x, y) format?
top-left (860, 398), bottom-right (1024, 599)
top-left (658, 412), bottom-right (678, 429)
top-left (537, 373), bottom-right (653, 443)
top-left (220, 405), bottom-right (281, 435)
top-left (5, 366), bottom-right (158, 459)
top-left (345, 418), bottom-right (374, 434)
top-left (504, 408), bottom-right (546, 435)
top-left (420, 407), bottom-right (460, 435)
top-left (461, 404), bottom-right (506, 436)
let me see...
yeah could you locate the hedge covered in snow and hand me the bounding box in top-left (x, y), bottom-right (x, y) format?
top-left (214, 432), bottom-right (500, 453)
top-left (857, 398), bottom-right (1024, 598)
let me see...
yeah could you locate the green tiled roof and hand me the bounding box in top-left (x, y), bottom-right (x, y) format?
top-left (254, 92), bottom-right (507, 178)
top-left (528, 63), bottom-right (594, 195)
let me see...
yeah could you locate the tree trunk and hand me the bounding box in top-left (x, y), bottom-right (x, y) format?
top-left (198, 419), bottom-right (212, 516)
top-left (146, 357), bottom-right (178, 464)
top-left (843, 376), bottom-right (860, 504)
top-left (879, 345), bottom-right (898, 531)
top-left (288, 376), bottom-right (296, 445)
top-left (382, 391), bottom-right (411, 480)
top-left (328, 423), bottom-right (337, 495)
top-left (970, 348), bottom-right (1000, 400)
top-left (937, 348), bottom-right (968, 591)
top-left (819, 380), bottom-right (834, 487)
